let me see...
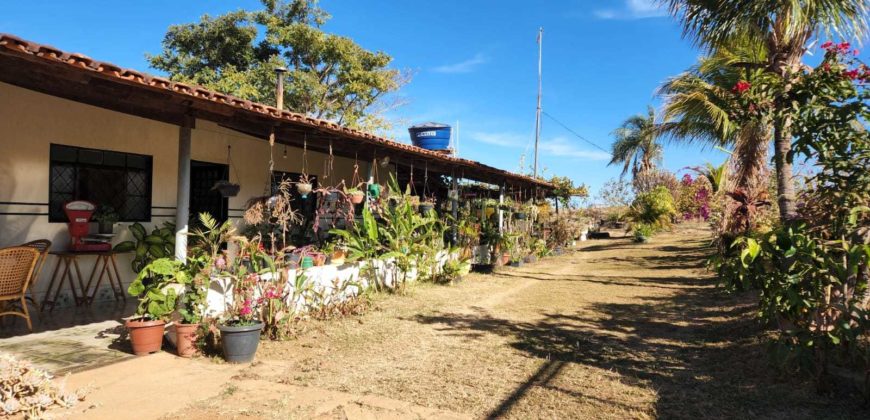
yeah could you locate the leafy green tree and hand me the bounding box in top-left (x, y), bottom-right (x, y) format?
top-left (148, 0), bottom-right (406, 131)
top-left (548, 175), bottom-right (588, 209)
top-left (662, 0), bottom-right (869, 220)
top-left (609, 106), bottom-right (663, 180)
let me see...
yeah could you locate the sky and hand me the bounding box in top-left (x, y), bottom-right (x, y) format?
top-left (1, 0), bottom-right (731, 198)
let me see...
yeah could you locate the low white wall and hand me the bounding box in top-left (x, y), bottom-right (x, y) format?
top-left (205, 251), bottom-right (451, 317)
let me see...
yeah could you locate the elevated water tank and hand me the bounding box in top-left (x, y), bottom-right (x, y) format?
top-left (408, 122), bottom-right (451, 151)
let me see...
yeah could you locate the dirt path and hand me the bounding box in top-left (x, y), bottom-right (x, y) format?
top-left (88, 223), bottom-right (863, 419)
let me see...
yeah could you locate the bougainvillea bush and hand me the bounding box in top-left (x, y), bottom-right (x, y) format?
top-left (715, 42), bottom-right (869, 386)
top-left (677, 174), bottom-right (712, 221)
top-left (0, 352), bottom-right (87, 418)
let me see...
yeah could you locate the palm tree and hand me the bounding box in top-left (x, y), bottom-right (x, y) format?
top-left (662, 0), bottom-right (869, 220)
top-left (609, 106), bottom-right (663, 179)
top-left (658, 38), bottom-right (770, 194)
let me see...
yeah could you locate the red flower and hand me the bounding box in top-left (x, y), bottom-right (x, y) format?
top-left (837, 42), bottom-right (851, 53)
top-left (821, 41), bottom-right (833, 50)
top-left (853, 49), bottom-right (860, 56)
top-left (844, 69), bottom-right (861, 80)
top-left (822, 63), bottom-right (831, 72)
top-left (732, 80), bottom-right (751, 94)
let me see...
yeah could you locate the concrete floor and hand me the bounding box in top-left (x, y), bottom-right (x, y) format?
top-left (0, 300), bottom-right (137, 374)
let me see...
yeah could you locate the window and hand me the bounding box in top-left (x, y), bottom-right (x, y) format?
top-left (49, 144), bottom-right (152, 222)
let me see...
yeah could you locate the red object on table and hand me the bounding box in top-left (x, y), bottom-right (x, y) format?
top-left (63, 200), bottom-right (111, 252)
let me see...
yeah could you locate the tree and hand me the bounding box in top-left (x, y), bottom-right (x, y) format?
top-left (548, 175), bottom-right (588, 209)
top-left (148, 0), bottom-right (406, 132)
top-left (662, 0), bottom-right (869, 220)
top-left (658, 37), bottom-right (769, 196)
top-left (609, 106), bottom-right (663, 180)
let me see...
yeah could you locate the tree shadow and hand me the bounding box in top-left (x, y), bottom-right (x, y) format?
top-left (408, 237), bottom-right (865, 418)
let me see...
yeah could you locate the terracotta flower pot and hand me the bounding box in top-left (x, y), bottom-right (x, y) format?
top-left (175, 323), bottom-right (199, 358)
top-left (126, 318), bottom-right (166, 356)
top-left (501, 253), bottom-right (511, 265)
top-left (349, 192), bottom-right (365, 204)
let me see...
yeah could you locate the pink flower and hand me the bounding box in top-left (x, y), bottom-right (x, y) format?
top-left (837, 42), bottom-right (851, 53)
top-left (215, 256), bottom-right (226, 270)
top-left (853, 49), bottom-right (860, 56)
top-left (820, 41), bottom-right (833, 50)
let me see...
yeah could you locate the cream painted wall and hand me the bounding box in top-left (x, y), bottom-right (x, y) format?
top-left (0, 81), bottom-right (362, 308)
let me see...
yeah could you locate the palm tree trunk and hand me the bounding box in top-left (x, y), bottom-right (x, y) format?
top-left (772, 116), bottom-right (796, 219)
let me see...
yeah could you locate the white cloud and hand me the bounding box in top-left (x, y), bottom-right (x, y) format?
top-left (467, 131), bottom-right (527, 148)
top-left (468, 131), bottom-right (610, 161)
top-left (594, 0), bottom-right (668, 20)
top-left (539, 137), bottom-right (611, 160)
top-left (432, 53), bottom-right (488, 74)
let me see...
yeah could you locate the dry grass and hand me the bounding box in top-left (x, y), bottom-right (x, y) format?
top-left (173, 223), bottom-right (868, 419)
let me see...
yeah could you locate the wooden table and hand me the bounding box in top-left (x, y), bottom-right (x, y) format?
top-left (42, 250), bottom-right (128, 311)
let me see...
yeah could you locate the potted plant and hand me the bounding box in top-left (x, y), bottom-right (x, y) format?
top-left (633, 223), bottom-right (654, 243)
top-left (212, 180), bottom-right (240, 197)
top-left (174, 259), bottom-right (208, 358)
top-left (296, 174), bottom-right (313, 198)
top-left (93, 205), bottom-right (119, 234)
top-left (418, 197), bottom-right (435, 215)
top-left (126, 258), bottom-right (182, 356)
top-left (219, 271), bottom-right (264, 364)
top-left (346, 186), bottom-right (366, 204)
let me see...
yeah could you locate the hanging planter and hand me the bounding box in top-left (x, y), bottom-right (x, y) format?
top-left (212, 180), bottom-right (240, 197)
top-left (212, 145), bottom-right (241, 197)
top-left (514, 212), bottom-right (527, 220)
top-left (367, 183), bottom-right (381, 198)
top-left (297, 173), bottom-right (313, 198)
top-left (348, 190), bottom-right (365, 204)
top-left (419, 202), bottom-right (435, 215)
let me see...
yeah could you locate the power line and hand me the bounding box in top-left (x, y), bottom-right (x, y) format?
top-left (541, 111), bottom-right (610, 154)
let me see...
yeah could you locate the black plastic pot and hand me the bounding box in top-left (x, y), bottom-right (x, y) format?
top-left (98, 221), bottom-right (114, 234)
top-left (419, 203), bottom-right (434, 214)
top-left (514, 212), bottom-right (527, 220)
top-left (213, 181), bottom-right (241, 197)
top-left (219, 321), bottom-right (263, 363)
top-left (471, 263), bottom-right (495, 274)
top-left (509, 260), bottom-right (523, 267)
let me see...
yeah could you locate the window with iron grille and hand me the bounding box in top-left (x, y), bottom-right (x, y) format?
top-left (49, 144), bottom-right (152, 222)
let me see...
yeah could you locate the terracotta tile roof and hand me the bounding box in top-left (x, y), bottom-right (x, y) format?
top-left (0, 33), bottom-right (553, 190)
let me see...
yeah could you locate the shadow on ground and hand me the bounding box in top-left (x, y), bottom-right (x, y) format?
top-left (411, 236), bottom-right (867, 419)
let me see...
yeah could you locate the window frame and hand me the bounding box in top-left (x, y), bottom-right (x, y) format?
top-left (48, 143), bottom-right (153, 223)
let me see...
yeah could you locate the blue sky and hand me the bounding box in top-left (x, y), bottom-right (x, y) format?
top-left (2, 0), bottom-right (731, 197)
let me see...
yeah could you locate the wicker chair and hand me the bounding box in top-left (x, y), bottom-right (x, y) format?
top-left (0, 247), bottom-right (40, 332)
top-left (20, 240), bottom-right (51, 308)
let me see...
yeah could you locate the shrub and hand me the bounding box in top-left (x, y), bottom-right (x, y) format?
top-left (632, 223), bottom-right (655, 242)
top-left (630, 186), bottom-right (677, 229)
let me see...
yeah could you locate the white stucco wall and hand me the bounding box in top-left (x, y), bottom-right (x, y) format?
top-left (0, 81), bottom-right (365, 307)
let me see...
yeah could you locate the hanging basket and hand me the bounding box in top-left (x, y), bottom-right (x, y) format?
top-left (349, 191), bottom-right (365, 204)
top-left (367, 183), bottom-right (381, 198)
top-left (297, 182), bottom-right (313, 198)
top-left (419, 203), bottom-right (434, 214)
top-left (212, 180), bottom-right (240, 197)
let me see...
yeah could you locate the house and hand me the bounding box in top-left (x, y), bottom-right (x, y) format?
top-left (0, 33), bottom-right (551, 308)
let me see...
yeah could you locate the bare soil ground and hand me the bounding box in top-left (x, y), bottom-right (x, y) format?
top-left (170, 223), bottom-right (867, 419)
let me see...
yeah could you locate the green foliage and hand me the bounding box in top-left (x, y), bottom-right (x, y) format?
top-left (630, 186), bottom-right (677, 229)
top-left (610, 105), bottom-right (663, 179)
top-left (548, 175), bottom-right (588, 208)
top-left (92, 205), bottom-right (120, 224)
top-left (632, 223), bottom-right (655, 243)
top-left (114, 221), bottom-right (176, 273)
top-left (714, 48), bottom-right (870, 381)
top-left (127, 258), bottom-right (183, 321)
top-left (148, 0), bottom-right (405, 131)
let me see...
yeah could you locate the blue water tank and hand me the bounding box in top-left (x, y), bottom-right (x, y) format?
top-left (409, 123), bottom-right (451, 151)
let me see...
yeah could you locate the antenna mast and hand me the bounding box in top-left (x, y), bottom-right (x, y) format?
top-left (533, 27), bottom-right (543, 179)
